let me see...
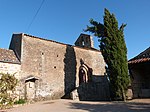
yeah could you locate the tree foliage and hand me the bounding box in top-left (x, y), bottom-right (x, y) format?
top-left (0, 73), bottom-right (18, 109)
top-left (85, 8), bottom-right (130, 101)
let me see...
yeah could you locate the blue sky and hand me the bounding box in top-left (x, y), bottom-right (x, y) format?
top-left (0, 0), bottom-right (150, 59)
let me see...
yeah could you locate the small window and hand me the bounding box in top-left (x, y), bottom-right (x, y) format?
top-left (54, 66), bottom-right (56, 69)
top-left (82, 41), bottom-right (85, 46)
top-left (41, 52), bottom-right (44, 55)
top-left (29, 82), bottom-right (32, 88)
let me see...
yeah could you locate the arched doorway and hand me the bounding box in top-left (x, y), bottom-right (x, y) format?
top-left (79, 69), bottom-right (86, 84)
top-left (79, 65), bottom-right (88, 85)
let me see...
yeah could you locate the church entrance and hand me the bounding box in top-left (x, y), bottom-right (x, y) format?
top-left (79, 69), bottom-right (86, 84)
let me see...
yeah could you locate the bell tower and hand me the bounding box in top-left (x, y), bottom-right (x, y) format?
top-left (74, 34), bottom-right (94, 48)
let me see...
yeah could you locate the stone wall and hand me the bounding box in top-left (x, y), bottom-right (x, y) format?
top-left (75, 34), bottom-right (94, 48)
top-left (0, 62), bottom-right (21, 100)
top-left (11, 34), bottom-right (108, 100)
top-left (21, 35), bottom-right (66, 100)
top-left (130, 68), bottom-right (143, 98)
top-left (77, 75), bottom-right (110, 101)
top-left (73, 47), bottom-right (106, 87)
top-left (0, 62), bottom-right (20, 79)
top-left (129, 62), bottom-right (150, 98)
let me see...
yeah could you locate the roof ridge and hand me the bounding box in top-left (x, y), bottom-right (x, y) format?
top-left (0, 48), bottom-right (13, 51)
top-left (23, 33), bottom-right (72, 46)
top-left (21, 33), bottom-right (100, 52)
top-left (129, 46), bottom-right (150, 61)
top-left (137, 47), bottom-right (150, 56)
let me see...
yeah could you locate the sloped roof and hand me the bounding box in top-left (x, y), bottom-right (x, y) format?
top-left (21, 33), bottom-right (100, 52)
top-left (128, 47), bottom-right (150, 64)
top-left (0, 48), bottom-right (20, 64)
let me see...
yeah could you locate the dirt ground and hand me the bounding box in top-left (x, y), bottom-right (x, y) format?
top-left (1, 99), bottom-right (150, 112)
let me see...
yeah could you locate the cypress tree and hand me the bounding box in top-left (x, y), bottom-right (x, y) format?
top-left (85, 8), bottom-right (130, 101)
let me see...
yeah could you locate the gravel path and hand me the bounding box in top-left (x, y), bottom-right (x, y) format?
top-left (1, 99), bottom-right (150, 112)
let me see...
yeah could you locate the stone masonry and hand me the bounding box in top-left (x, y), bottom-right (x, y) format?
top-left (0, 33), bottom-right (110, 101)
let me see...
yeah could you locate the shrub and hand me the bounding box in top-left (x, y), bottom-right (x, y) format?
top-left (14, 99), bottom-right (26, 104)
top-left (0, 73), bottom-right (18, 109)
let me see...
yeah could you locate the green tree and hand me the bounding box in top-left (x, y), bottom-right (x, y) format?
top-left (0, 73), bottom-right (18, 109)
top-left (85, 8), bottom-right (130, 101)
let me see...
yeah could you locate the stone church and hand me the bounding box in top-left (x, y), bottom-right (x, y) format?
top-left (0, 33), bottom-right (110, 101)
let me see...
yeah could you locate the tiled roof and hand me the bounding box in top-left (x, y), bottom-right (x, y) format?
top-left (0, 48), bottom-right (20, 64)
top-left (128, 58), bottom-right (150, 64)
top-left (128, 47), bottom-right (150, 64)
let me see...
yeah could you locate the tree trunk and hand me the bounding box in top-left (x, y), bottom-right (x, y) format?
top-left (121, 86), bottom-right (126, 102)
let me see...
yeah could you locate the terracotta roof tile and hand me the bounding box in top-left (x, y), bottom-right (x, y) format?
top-left (0, 48), bottom-right (20, 64)
top-left (128, 47), bottom-right (150, 64)
top-left (128, 58), bottom-right (150, 64)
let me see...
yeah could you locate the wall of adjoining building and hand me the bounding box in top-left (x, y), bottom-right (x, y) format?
top-left (0, 62), bottom-right (20, 78)
top-left (129, 62), bottom-right (150, 98)
top-left (0, 62), bottom-right (22, 100)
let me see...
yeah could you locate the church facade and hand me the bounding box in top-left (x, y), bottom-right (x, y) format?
top-left (0, 33), bottom-right (110, 101)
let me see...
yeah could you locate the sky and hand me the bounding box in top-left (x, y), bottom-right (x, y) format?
top-left (0, 0), bottom-right (150, 59)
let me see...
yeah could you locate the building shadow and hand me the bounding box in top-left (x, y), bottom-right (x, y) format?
top-left (68, 101), bottom-right (150, 112)
top-left (77, 75), bottom-right (110, 101)
top-left (62, 45), bottom-right (77, 99)
top-left (77, 59), bottom-right (110, 101)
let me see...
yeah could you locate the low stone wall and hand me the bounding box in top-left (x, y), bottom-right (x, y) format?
top-left (70, 75), bottom-right (110, 101)
top-left (0, 62), bottom-right (20, 78)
